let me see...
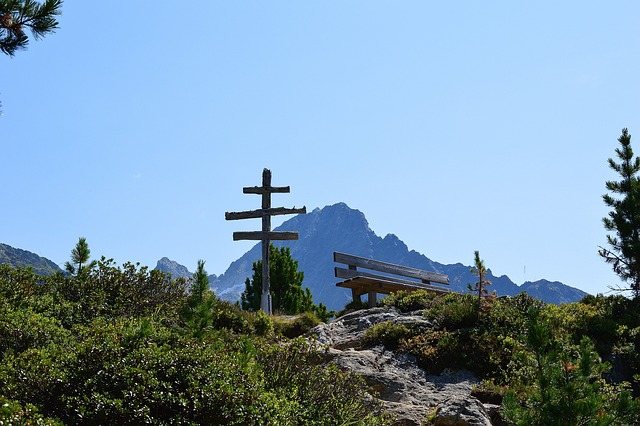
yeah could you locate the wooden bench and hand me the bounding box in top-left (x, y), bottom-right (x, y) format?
top-left (334, 252), bottom-right (451, 308)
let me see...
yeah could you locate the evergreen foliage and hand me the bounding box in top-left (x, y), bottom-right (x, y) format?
top-left (241, 244), bottom-right (334, 320)
top-left (64, 237), bottom-right (96, 275)
top-left (469, 250), bottom-right (492, 317)
top-left (502, 308), bottom-right (638, 425)
top-left (181, 260), bottom-right (217, 339)
top-left (0, 0), bottom-right (62, 56)
top-left (600, 128), bottom-right (640, 298)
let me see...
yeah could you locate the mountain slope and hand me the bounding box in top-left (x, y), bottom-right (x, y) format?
top-left (211, 203), bottom-right (588, 310)
top-left (0, 243), bottom-right (62, 276)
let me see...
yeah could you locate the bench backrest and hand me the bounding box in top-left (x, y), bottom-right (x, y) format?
top-left (333, 252), bottom-right (449, 285)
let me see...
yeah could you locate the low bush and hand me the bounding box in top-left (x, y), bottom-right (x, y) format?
top-left (273, 312), bottom-right (322, 338)
top-left (0, 305), bottom-right (72, 356)
top-left (0, 316), bottom-right (391, 425)
top-left (257, 338), bottom-right (392, 425)
top-left (380, 290), bottom-right (440, 312)
top-left (424, 293), bottom-right (478, 329)
top-left (364, 321), bottom-right (415, 350)
top-left (0, 396), bottom-right (61, 425)
top-left (211, 300), bottom-right (255, 334)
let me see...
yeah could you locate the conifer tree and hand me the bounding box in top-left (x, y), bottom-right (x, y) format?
top-left (241, 244), bottom-right (311, 315)
top-left (190, 259), bottom-right (209, 307)
top-left (469, 250), bottom-right (491, 316)
top-left (241, 244), bottom-right (334, 320)
top-left (182, 259), bottom-right (216, 338)
top-left (502, 307), bottom-right (639, 425)
top-left (600, 128), bottom-right (640, 298)
top-left (0, 0), bottom-right (62, 56)
top-left (64, 237), bottom-right (96, 275)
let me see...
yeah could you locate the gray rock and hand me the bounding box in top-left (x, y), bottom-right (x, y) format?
top-left (434, 395), bottom-right (492, 426)
top-left (309, 307), bottom-right (490, 425)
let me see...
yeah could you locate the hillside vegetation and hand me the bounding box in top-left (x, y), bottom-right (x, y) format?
top-left (371, 290), bottom-right (640, 424)
top-left (3, 256), bottom-right (640, 424)
top-left (0, 262), bottom-right (389, 425)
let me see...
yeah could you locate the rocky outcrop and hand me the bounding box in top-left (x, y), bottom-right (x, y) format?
top-left (308, 307), bottom-right (497, 426)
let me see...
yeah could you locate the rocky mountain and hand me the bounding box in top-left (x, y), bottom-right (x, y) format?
top-left (211, 203), bottom-right (588, 311)
top-left (154, 257), bottom-right (193, 279)
top-left (0, 243), bottom-right (62, 276)
top-left (153, 257), bottom-right (217, 283)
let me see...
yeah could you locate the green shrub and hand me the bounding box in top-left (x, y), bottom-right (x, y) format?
top-left (424, 293), bottom-right (478, 329)
top-left (0, 265), bottom-right (45, 308)
top-left (402, 329), bottom-right (470, 373)
top-left (0, 305), bottom-right (71, 356)
top-left (336, 299), bottom-right (370, 318)
top-left (253, 310), bottom-right (274, 337)
top-left (0, 316), bottom-right (391, 425)
top-left (257, 338), bottom-right (392, 425)
top-left (273, 312), bottom-right (321, 338)
top-left (502, 308), bottom-right (640, 425)
top-left (364, 321), bottom-right (414, 350)
top-left (310, 302), bottom-right (336, 323)
top-left (211, 300), bottom-right (254, 334)
top-left (380, 290), bottom-right (439, 312)
top-left (0, 396), bottom-right (62, 425)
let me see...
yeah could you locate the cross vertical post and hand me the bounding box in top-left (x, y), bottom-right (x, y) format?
top-left (261, 169), bottom-right (272, 313)
top-left (225, 168), bottom-right (306, 315)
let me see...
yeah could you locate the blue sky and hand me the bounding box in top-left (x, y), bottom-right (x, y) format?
top-left (2, 2), bottom-right (640, 296)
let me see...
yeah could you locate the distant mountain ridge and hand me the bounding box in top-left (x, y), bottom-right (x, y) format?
top-left (0, 204), bottom-right (587, 308)
top-left (0, 243), bottom-right (62, 276)
top-left (153, 257), bottom-right (217, 284)
top-left (209, 203), bottom-right (588, 310)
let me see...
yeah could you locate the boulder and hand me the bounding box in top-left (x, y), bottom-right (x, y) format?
top-left (434, 395), bottom-right (492, 426)
top-left (309, 307), bottom-right (494, 425)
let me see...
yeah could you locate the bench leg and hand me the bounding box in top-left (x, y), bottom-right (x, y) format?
top-left (351, 289), bottom-right (361, 304)
top-left (368, 291), bottom-right (377, 308)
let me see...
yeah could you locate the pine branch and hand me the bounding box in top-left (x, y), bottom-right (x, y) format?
top-left (0, 0), bottom-right (61, 56)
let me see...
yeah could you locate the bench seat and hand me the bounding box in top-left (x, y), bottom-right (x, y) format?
top-left (334, 252), bottom-right (451, 308)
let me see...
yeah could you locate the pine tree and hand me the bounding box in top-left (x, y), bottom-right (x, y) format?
top-left (182, 259), bottom-right (217, 338)
top-left (241, 244), bottom-right (335, 320)
top-left (469, 250), bottom-right (491, 316)
top-left (241, 244), bottom-right (310, 315)
top-left (190, 259), bottom-right (209, 308)
top-left (64, 237), bottom-right (96, 275)
top-left (0, 0), bottom-right (62, 56)
top-left (502, 307), bottom-right (639, 425)
top-left (599, 128), bottom-right (640, 298)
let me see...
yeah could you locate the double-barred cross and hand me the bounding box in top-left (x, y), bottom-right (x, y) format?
top-left (225, 169), bottom-right (306, 314)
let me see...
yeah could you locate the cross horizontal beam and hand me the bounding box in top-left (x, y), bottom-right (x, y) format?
top-left (225, 206), bottom-right (306, 221)
top-left (243, 186), bottom-right (290, 194)
top-left (233, 231), bottom-right (299, 241)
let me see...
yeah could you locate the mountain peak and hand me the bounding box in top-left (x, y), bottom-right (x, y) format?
top-left (154, 257), bottom-right (192, 279)
top-left (212, 203), bottom-right (588, 310)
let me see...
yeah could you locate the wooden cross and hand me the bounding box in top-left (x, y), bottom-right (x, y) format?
top-left (225, 169), bottom-right (306, 314)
